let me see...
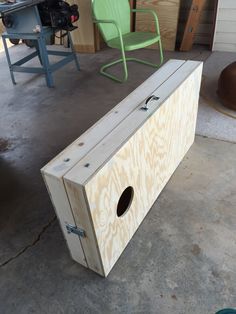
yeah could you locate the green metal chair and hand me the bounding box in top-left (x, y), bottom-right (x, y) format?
top-left (91, 0), bottom-right (164, 83)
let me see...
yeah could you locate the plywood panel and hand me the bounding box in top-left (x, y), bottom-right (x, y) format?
top-left (42, 59), bottom-right (185, 273)
top-left (135, 0), bottom-right (181, 51)
top-left (42, 60), bottom-right (184, 179)
top-left (67, 0), bottom-right (96, 53)
top-left (64, 60), bottom-right (203, 276)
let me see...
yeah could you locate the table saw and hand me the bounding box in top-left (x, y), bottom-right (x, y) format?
top-left (0, 0), bottom-right (80, 87)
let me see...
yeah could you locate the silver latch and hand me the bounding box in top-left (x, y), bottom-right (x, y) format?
top-left (66, 223), bottom-right (86, 238)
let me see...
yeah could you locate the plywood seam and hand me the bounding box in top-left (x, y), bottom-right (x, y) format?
top-left (42, 60), bottom-right (186, 178)
top-left (61, 62), bottom-right (188, 180)
top-left (81, 62), bottom-right (202, 185)
top-left (61, 61), bottom-right (196, 186)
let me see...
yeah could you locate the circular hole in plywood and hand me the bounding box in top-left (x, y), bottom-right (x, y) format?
top-left (117, 186), bottom-right (134, 218)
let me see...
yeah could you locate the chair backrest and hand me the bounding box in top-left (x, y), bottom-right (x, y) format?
top-left (92, 0), bottom-right (131, 42)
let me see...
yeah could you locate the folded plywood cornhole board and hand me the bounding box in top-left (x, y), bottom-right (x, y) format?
top-left (42, 59), bottom-right (203, 277)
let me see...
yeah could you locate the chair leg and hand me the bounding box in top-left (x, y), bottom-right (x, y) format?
top-left (129, 39), bottom-right (163, 69)
top-left (100, 40), bottom-right (163, 83)
top-left (100, 47), bottom-right (128, 83)
top-left (158, 39), bottom-right (164, 67)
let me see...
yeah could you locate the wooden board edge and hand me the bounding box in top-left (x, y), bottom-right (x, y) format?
top-left (73, 44), bottom-right (96, 53)
top-left (41, 60), bottom-right (186, 178)
top-left (211, 0), bottom-right (219, 51)
top-left (65, 60), bottom-right (203, 186)
top-left (180, 0), bottom-right (207, 51)
top-left (41, 171), bottom-right (88, 268)
top-left (63, 178), bottom-right (105, 276)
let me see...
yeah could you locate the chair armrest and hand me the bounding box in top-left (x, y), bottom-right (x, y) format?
top-left (93, 19), bottom-right (122, 37)
top-left (132, 9), bottom-right (161, 36)
top-left (93, 19), bottom-right (119, 27)
top-left (93, 19), bottom-right (125, 50)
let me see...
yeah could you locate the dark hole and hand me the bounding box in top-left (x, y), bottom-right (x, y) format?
top-left (117, 186), bottom-right (134, 217)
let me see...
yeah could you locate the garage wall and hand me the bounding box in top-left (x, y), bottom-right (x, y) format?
top-left (213, 0), bottom-right (236, 52)
top-left (136, 0), bottom-right (181, 51)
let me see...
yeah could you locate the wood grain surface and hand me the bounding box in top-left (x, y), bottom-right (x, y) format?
top-left (180, 0), bottom-right (207, 51)
top-left (42, 60), bottom-right (185, 275)
top-left (64, 61), bottom-right (202, 276)
top-left (177, 0), bottom-right (215, 47)
top-left (135, 0), bottom-right (181, 51)
top-left (42, 173), bottom-right (87, 267)
top-left (67, 0), bottom-right (96, 53)
top-left (42, 60), bottom-right (185, 179)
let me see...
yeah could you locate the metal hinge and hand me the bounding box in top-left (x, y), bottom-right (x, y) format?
top-left (65, 223), bottom-right (86, 238)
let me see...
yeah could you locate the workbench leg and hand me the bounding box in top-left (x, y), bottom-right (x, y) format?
top-left (2, 37), bottom-right (16, 85)
top-left (68, 32), bottom-right (80, 71)
top-left (38, 36), bottom-right (54, 88)
top-left (34, 41), bottom-right (43, 65)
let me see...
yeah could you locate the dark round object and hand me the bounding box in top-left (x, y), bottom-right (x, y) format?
top-left (216, 309), bottom-right (236, 314)
top-left (2, 15), bottom-right (14, 28)
top-left (217, 62), bottom-right (236, 111)
top-left (9, 38), bottom-right (20, 45)
top-left (23, 40), bottom-right (36, 48)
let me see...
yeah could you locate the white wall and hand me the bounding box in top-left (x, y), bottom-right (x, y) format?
top-left (213, 0), bottom-right (236, 52)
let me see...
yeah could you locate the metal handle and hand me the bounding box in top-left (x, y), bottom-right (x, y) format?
top-left (141, 95), bottom-right (160, 111)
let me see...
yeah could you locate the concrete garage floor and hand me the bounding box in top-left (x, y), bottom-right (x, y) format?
top-left (0, 45), bottom-right (236, 314)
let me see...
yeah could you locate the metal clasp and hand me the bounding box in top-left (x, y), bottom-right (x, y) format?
top-left (66, 223), bottom-right (86, 238)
